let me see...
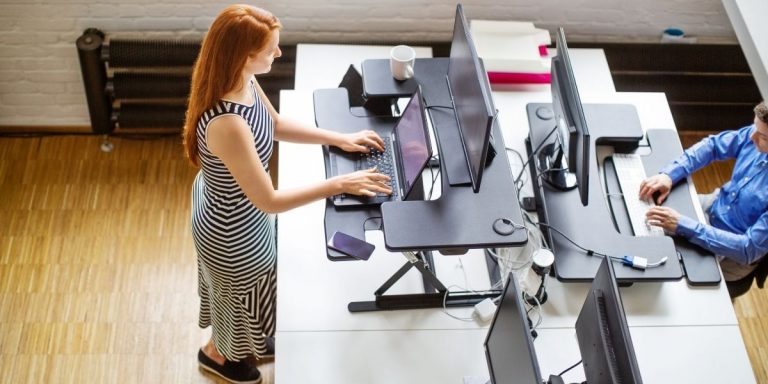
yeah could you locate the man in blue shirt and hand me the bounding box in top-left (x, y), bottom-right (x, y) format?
top-left (639, 101), bottom-right (768, 284)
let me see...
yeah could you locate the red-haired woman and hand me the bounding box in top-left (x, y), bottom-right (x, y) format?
top-left (183, 5), bottom-right (391, 383)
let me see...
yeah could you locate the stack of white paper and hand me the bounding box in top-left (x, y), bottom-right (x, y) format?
top-left (471, 20), bottom-right (552, 84)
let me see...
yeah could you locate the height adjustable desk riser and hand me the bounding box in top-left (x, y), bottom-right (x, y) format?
top-left (527, 103), bottom-right (720, 284)
top-left (360, 59), bottom-right (528, 251)
top-left (313, 58), bottom-right (528, 311)
top-left (316, 58), bottom-right (528, 254)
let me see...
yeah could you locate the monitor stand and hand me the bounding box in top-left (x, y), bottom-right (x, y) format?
top-left (537, 141), bottom-right (577, 191)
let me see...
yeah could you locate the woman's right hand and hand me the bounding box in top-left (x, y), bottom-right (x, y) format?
top-left (334, 168), bottom-right (392, 197)
top-left (638, 173), bottom-right (673, 204)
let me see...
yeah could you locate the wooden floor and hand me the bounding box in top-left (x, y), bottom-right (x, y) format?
top-left (0, 133), bottom-right (765, 382)
top-left (0, 135), bottom-right (273, 383)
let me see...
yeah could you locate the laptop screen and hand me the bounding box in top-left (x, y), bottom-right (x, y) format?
top-left (394, 90), bottom-right (432, 197)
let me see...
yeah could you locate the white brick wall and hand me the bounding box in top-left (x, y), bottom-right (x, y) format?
top-left (0, 0), bottom-right (736, 127)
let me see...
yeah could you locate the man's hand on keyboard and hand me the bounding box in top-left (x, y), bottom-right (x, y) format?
top-left (335, 130), bottom-right (385, 153)
top-left (645, 206), bottom-right (681, 233)
top-left (639, 173), bottom-right (673, 204)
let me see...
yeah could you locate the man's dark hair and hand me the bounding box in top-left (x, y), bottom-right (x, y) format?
top-left (756, 101), bottom-right (768, 124)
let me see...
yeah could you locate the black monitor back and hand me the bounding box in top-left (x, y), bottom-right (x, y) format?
top-left (576, 258), bottom-right (643, 384)
top-left (484, 272), bottom-right (543, 384)
top-left (551, 27), bottom-right (590, 206)
top-left (447, 3), bottom-right (495, 193)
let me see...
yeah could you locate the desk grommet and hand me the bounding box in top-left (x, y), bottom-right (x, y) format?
top-left (493, 217), bottom-right (522, 236)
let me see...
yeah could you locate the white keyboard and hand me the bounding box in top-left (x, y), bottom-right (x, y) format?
top-left (612, 153), bottom-right (665, 237)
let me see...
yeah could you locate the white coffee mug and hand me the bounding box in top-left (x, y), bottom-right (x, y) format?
top-left (390, 45), bottom-right (416, 81)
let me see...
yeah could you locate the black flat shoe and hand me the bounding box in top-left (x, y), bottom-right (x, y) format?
top-left (198, 349), bottom-right (262, 384)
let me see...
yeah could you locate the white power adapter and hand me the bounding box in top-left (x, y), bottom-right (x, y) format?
top-left (473, 298), bottom-right (497, 323)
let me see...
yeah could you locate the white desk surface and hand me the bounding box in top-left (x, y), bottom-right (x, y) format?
top-left (275, 326), bottom-right (754, 384)
top-left (275, 44), bottom-right (753, 383)
top-left (295, 44), bottom-right (612, 96)
top-left (294, 43), bottom-right (433, 91)
top-left (565, 48), bottom-right (616, 95)
top-left (723, 0), bottom-right (768, 100)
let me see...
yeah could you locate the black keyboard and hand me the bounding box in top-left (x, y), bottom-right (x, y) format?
top-left (357, 141), bottom-right (398, 199)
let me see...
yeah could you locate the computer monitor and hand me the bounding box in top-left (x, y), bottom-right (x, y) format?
top-left (484, 272), bottom-right (543, 384)
top-left (447, 3), bottom-right (496, 193)
top-left (536, 27), bottom-right (591, 205)
top-left (576, 258), bottom-right (644, 384)
top-left (485, 259), bottom-right (643, 383)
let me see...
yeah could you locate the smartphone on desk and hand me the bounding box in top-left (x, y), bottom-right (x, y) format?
top-left (327, 230), bottom-right (375, 260)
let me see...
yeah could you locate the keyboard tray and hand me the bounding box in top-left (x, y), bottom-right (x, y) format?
top-left (606, 130), bottom-right (721, 286)
top-left (640, 129), bottom-right (721, 286)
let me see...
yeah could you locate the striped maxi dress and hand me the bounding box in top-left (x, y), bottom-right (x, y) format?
top-left (191, 81), bottom-right (276, 361)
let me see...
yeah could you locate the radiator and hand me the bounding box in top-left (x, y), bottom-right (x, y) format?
top-left (76, 28), bottom-right (199, 134)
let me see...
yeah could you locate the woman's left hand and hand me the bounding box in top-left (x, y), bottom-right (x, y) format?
top-left (336, 130), bottom-right (385, 153)
top-left (645, 206), bottom-right (682, 233)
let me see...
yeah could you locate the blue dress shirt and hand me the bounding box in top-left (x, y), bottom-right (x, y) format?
top-left (660, 124), bottom-right (768, 265)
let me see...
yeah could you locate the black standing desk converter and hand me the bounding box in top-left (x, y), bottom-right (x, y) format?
top-left (312, 57), bottom-right (528, 311)
top-left (526, 103), bottom-right (721, 285)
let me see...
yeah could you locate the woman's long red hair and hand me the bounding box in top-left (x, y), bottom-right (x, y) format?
top-left (183, 4), bottom-right (281, 167)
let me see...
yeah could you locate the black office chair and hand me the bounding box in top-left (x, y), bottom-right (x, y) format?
top-left (337, 64), bottom-right (391, 117)
top-left (726, 255), bottom-right (768, 299)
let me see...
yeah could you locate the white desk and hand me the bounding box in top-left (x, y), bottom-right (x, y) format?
top-left (275, 45), bottom-right (755, 383)
top-left (723, 0), bottom-right (768, 100)
top-left (564, 49), bottom-right (616, 95)
top-left (294, 43), bottom-right (433, 91)
top-left (277, 326), bottom-right (753, 383)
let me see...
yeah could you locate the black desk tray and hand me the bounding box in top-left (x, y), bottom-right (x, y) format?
top-left (527, 102), bottom-right (720, 285)
top-left (316, 57), bottom-right (527, 259)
